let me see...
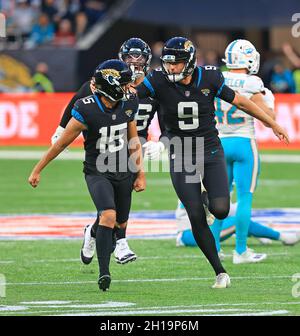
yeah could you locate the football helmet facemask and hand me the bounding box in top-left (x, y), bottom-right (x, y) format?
top-left (119, 38), bottom-right (152, 78)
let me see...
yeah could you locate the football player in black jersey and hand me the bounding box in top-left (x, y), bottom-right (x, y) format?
top-left (138, 37), bottom-right (289, 288)
top-left (29, 60), bottom-right (146, 292)
top-left (51, 38), bottom-right (158, 265)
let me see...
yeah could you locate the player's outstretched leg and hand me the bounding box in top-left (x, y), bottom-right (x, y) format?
top-left (249, 220), bottom-right (300, 246)
top-left (232, 193), bottom-right (267, 264)
top-left (171, 174), bottom-right (230, 288)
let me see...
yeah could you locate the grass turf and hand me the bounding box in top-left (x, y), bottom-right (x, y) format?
top-left (0, 150), bottom-right (300, 316)
top-left (0, 157), bottom-right (300, 213)
top-left (0, 238), bottom-right (299, 316)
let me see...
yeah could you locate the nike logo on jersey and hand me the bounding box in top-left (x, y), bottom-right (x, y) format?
top-left (211, 149), bottom-right (219, 155)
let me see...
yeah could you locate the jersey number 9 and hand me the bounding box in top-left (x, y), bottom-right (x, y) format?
top-left (178, 102), bottom-right (199, 130)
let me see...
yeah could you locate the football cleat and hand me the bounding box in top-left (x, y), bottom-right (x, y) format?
top-left (114, 238), bottom-right (137, 264)
top-left (176, 232), bottom-right (185, 247)
top-left (80, 224), bottom-right (96, 265)
top-left (233, 248), bottom-right (267, 264)
top-left (98, 275), bottom-right (111, 292)
top-left (212, 273), bottom-right (231, 289)
top-left (280, 232), bottom-right (300, 246)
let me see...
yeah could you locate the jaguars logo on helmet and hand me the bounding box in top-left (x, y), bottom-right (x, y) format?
top-left (184, 40), bottom-right (194, 51)
top-left (93, 59), bottom-right (134, 102)
top-left (97, 69), bottom-right (121, 86)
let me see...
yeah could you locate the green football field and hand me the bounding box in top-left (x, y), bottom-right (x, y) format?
top-left (0, 239), bottom-right (300, 316)
top-left (1, 150), bottom-right (300, 213)
top-left (0, 148), bottom-right (300, 316)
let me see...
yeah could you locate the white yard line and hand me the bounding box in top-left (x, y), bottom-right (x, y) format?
top-left (1, 150), bottom-right (300, 163)
top-left (0, 252), bottom-right (290, 265)
top-left (0, 150), bottom-right (84, 160)
top-left (1, 301), bottom-right (298, 316)
top-left (55, 308), bottom-right (289, 316)
top-left (7, 308), bottom-right (288, 316)
top-left (5, 274), bottom-right (297, 286)
top-left (0, 306), bottom-right (290, 316)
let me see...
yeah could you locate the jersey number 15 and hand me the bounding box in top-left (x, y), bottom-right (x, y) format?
top-left (97, 123), bottom-right (127, 153)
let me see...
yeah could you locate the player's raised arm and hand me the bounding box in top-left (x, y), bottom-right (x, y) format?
top-left (250, 93), bottom-right (276, 121)
top-left (29, 118), bottom-right (87, 188)
top-left (231, 93), bottom-right (289, 144)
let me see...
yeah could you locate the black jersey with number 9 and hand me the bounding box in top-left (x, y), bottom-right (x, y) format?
top-left (137, 66), bottom-right (236, 147)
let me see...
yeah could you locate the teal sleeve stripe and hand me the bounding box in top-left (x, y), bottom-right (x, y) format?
top-left (216, 81), bottom-right (225, 97)
top-left (143, 77), bottom-right (155, 97)
top-left (71, 109), bottom-right (86, 124)
top-left (196, 66), bottom-right (202, 88)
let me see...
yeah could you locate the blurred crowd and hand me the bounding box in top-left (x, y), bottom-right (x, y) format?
top-left (1, 0), bottom-right (116, 49)
top-left (150, 41), bottom-right (300, 94)
top-left (0, 1), bottom-right (300, 94)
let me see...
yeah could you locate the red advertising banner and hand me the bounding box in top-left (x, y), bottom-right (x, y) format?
top-left (0, 93), bottom-right (83, 147)
top-left (254, 94), bottom-right (300, 149)
top-left (0, 93), bottom-right (300, 149)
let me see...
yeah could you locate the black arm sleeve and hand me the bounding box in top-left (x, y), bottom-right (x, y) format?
top-left (59, 81), bottom-right (92, 127)
top-left (218, 85), bottom-right (236, 104)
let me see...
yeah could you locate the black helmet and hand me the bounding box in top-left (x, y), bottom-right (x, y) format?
top-left (160, 37), bottom-right (197, 82)
top-left (92, 59), bottom-right (135, 101)
top-left (119, 37), bottom-right (152, 77)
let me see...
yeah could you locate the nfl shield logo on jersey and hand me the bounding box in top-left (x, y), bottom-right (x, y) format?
top-left (185, 91), bottom-right (190, 97)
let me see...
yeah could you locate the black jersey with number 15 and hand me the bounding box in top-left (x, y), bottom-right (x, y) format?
top-left (137, 66), bottom-right (236, 146)
top-left (71, 94), bottom-right (138, 178)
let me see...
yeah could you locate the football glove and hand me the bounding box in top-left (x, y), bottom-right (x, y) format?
top-left (143, 141), bottom-right (165, 160)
